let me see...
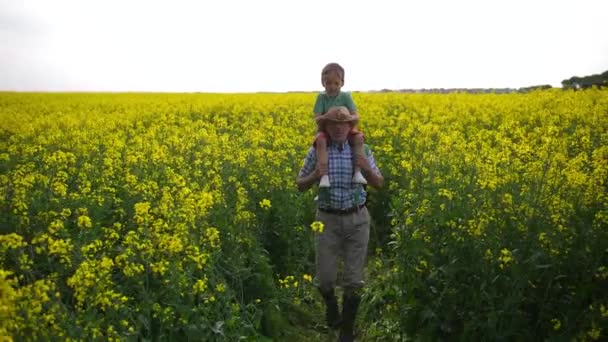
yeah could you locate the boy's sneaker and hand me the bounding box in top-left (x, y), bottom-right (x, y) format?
top-left (319, 175), bottom-right (331, 187)
top-left (352, 171), bottom-right (367, 184)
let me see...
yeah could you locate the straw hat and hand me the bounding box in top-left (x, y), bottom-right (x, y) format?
top-left (315, 106), bottom-right (359, 129)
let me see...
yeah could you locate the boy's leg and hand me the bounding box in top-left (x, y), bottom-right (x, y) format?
top-left (349, 130), bottom-right (367, 184)
top-left (315, 132), bottom-right (330, 187)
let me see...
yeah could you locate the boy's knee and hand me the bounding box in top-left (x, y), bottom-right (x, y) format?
top-left (314, 134), bottom-right (327, 148)
top-left (350, 133), bottom-right (364, 145)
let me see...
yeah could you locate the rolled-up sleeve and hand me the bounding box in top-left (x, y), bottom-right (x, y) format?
top-left (298, 148), bottom-right (317, 178)
top-left (313, 94), bottom-right (324, 115)
top-left (367, 150), bottom-right (382, 177)
top-left (344, 92), bottom-right (357, 113)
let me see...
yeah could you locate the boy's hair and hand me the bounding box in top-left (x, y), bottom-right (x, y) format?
top-left (321, 63), bottom-right (345, 84)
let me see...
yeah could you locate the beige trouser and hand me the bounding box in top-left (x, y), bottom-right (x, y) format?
top-left (315, 207), bottom-right (370, 293)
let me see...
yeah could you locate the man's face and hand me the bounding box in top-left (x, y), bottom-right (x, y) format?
top-left (325, 121), bottom-right (351, 143)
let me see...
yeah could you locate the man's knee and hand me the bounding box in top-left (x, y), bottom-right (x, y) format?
top-left (343, 286), bottom-right (363, 299)
top-left (317, 283), bottom-right (336, 295)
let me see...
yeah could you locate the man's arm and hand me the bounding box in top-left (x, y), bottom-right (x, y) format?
top-left (296, 169), bottom-right (322, 192)
top-left (363, 167), bottom-right (384, 189)
top-left (355, 153), bottom-right (384, 189)
top-left (296, 148), bottom-right (325, 192)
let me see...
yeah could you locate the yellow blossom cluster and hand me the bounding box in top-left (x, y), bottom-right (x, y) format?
top-left (498, 248), bottom-right (514, 269)
top-left (278, 275), bottom-right (299, 289)
top-left (259, 198), bottom-right (272, 210)
top-left (0, 90), bottom-right (606, 340)
top-left (310, 221), bottom-right (324, 233)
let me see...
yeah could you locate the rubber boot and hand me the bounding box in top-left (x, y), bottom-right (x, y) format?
top-left (338, 291), bottom-right (361, 342)
top-left (320, 288), bottom-right (341, 329)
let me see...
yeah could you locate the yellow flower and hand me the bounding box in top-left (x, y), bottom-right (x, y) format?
top-left (484, 249), bottom-right (493, 261)
top-left (193, 277), bottom-right (208, 294)
top-left (48, 220), bottom-right (65, 235)
top-left (48, 238), bottom-right (73, 264)
top-left (77, 215), bottom-right (92, 229)
top-left (133, 202), bottom-right (151, 224)
top-left (205, 227), bottom-right (221, 249)
top-left (587, 326), bottom-right (600, 340)
top-left (310, 221), bottom-right (324, 233)
top-left (0, 233), bottom-right (27, 249)
top-left (259, 198), bottom-right (272, 210)
top-left (550, 318), bottom-right (561, 331)
top-left (151, 261), bottom-right (169, 276)
top-left (600, 304), bottom-right (608, 318)
top-left (498, 248), bottom-right (513, 269)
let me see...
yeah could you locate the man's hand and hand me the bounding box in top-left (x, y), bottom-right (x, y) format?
top-left (355, 155), bottom-right (384, 189)
top-left (297, 162), bottom-right (328, 192)
top-left (355, 155), bottom-right (372, 174)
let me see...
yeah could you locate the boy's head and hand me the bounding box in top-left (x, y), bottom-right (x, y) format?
top-left (321, 63), bottom-right (345, 96)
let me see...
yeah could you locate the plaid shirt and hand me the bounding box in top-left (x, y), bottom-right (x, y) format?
top-left (298, 142), bottom-right (380, 210)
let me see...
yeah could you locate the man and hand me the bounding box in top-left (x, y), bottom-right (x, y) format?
top-left (296, 106), bottom-right (384, 342)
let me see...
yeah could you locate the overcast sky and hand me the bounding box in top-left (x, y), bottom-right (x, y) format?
top-left (1, 0), bottom-right (607, 92)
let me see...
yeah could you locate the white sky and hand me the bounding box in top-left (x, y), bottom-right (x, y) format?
top-left (1, 0), bottom-right (607, 92)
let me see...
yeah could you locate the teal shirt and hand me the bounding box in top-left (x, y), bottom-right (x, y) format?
top-left (313, 91), bottom-right (357, 116)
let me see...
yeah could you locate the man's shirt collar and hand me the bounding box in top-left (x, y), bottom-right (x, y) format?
top-left (328, 140), bottom-right (348, 152)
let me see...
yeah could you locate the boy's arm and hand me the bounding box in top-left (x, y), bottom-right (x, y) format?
top-left (313, 93), bottom-right (325, 116)
top-left (345, 92), bottom-right (358, 115)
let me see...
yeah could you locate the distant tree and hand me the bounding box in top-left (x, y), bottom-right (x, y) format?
top-left (562, 71), bottom-right (608, 89)
top-left (519, 84), bottom-right (552, 93)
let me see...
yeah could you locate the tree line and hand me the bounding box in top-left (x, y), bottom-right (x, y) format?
top-left (561, 70), bottom-right (608, 89)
